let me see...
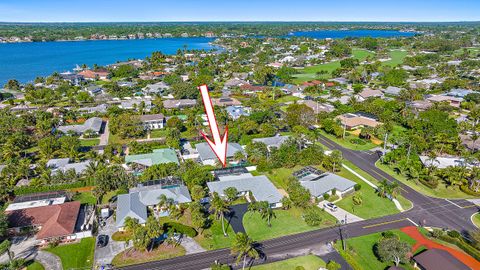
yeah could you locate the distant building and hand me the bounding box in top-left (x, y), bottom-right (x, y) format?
top-left (383, 86), bottom-right (403, 96)
top-left (419, 156), bottom-right (475, 169)
top-left (426, 95), bottom-right (462, 108)
top-left (57, 117), bottom-right (103, 135)
top-left (139, 113), bottom-right (165, 130)
top-left (143, 82), bottom-right (170, 94)
top-left (125, 148), bottom-right (179, 168)
top-left (226, 106), bottom-right (250, 120)
top-left (120, 99), bottom-right (152, 111)
top-left (163, 99), bottom-right (197, 109)
top-left (212, 97), bottom-right (241, 107)
top-left (413, 249), bottom-right (470, 270)
top-left (196, 142), bottom-right (243, 165)
top-left (252, 135), bottom-right (290, 151)
top-left (46, 158), bottom-right (91, 176)
top-left (77, 104), bottom-right (109, 114)
top-left (335, 113), bottom-right (382, 130)
top-left (298, 100), bottom-right (335, 114)
top-left (78, 69), bottom-right (109, 80)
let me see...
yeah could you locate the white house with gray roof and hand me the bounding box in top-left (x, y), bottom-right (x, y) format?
top-left (196, 142), bottom-right (243, 166)
top-left (252, 135), bottom-right (290, 151)
top-left (116, 184), bottom-right (192, 228)
top-left (46, 158), bottom-right (91, 176)
top-left (57, 117), bottom-right (103, 135)
top-left (294, 167), bottom-right (356, 198)
top-left (207, 173), bottom-right (283, 208)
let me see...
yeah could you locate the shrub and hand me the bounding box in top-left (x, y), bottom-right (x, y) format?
top-left (447, 230), bottom-right (461, 238)
top-left (419, 177), bottom-right (438, 189)
top-left (354, 184), bottom-right (362, 191)
top-left (350, 138), bottom-right (367, 145)
top-left (437, 234), bottom-right (480, 262)
top-left (164, 222), bottom-right (198, 237)
top-left (14, 181), bottom-right (86, 195)
top-left (381, 231), bottom-right (397, 239)
top-left (302, 207), bottom-right (323, 226)
top-left (323, 193), bottom-right (330, 200)
top-left (430, 229), bottom-right (444, 238)
top-left (460, 185), bottom-right (480, 196)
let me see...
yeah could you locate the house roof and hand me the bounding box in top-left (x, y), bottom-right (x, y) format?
top-left (384, 86), bottom-right (403, 96)
top-left (163, 99), bottom-right (197, 109)
top-left (116, 185), bottom-right (191, 227)
top-left (207, 174), bottom-right (283, 204)
top-left (139, 114), bottom-right (165, 122)
top-left (196, 142), bottom-right (243, 161)
top-left (125, 148), bottom-right (179, 167)
top-left (212, 97), bottom-right (241, 107)
top-left (359, 89), bottom-right (383, 98)
top-left (413, 249), bottom-right (470, 270)
top-left (57, 117), bottom-right (103, 134)
top-left (299, 172), bottom-right (356, 197)
top-left (335, 113), bottom-right (382, 128)
top-left (419, 156), bottom-right (473, 169)
top-left (226, 106), bottom-right (250, 119)
top-left (298, 100), bottom-right (335, 114)
top-left (47, 158), bottom-right (90, 175)
top-left (6, 201), bottom-right (80, 239)
top-left (116, 193), bottom-right (148, 228)
top-left (252, 135), bottom-right (290, 149)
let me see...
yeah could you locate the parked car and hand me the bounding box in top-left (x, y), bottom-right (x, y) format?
top-left (97, 234), bottom-right (109, 247)
top-left (324, 202), bottom-right (338, 212)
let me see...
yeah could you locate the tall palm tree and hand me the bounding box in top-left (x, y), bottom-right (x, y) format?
top-left (231, 232), bottom-right (260, 270)
top-left (259, 202), bottom-right (276, 227)
top-left (210, 192), bottom-right (230, 236)
top-left (145, 216), bottom-right (162, 252)
top-left (123, 217), bottom-right (140, 233)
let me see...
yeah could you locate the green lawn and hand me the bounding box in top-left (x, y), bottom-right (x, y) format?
top-left (80, 138), bottom-right (100, 147)
top-left (293, 61), bottom-right (340, 83)
top-left (26, 261), bottom-right (45, 270)
top-left (252, 255), bottom-right (326, 270)
top-left (72, 192), bottom-right (96, 205)
top-left (275, 95), bottom-right (301, 103)
top-left (243, 207), bottom-right (336, 242)
top-left (472, 213), bottom-right (480, 228)
top-left (150, 129), bottom-right (169, 138)
top-left (101, 190), bottom-right (118, 204)
top-left (45, 237), bottom-right (95, 270)
top-left (341, 160), bottom-right (413, 211)
top-left (376, 162), bottom-right (476, 199)
top-left (318, 130), bottom-right (378, 151)
top-left (335, 164), bottom-right (402, 219)
top-left (112, 245), bottom-right (186, 267)
top-left (264, 166), bottom-right (303, 189)
top-left (382, 50), bottom-right (408, 67)
top-left (352, 49), bottom-right (375, 61)
top-left (195, 217), bottom-right (236, 250)
top-left (335, 230), bottom-right (416, 270)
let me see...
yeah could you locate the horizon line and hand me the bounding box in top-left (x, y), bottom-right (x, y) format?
top-left (1, 20), bottom-right (480, 24)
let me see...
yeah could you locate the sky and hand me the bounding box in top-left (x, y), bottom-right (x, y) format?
top-left (0, 0), bottom-right (479, 22)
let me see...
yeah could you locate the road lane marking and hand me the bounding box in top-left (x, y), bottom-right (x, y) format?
top-left (445, 199), bottom-right (462, 208)
top-left (462, 204), bottom-right (477, 209)
top-left (362, 218), bottom-right (407, 229)
top-left (406, 218), bottom-right (419, 227)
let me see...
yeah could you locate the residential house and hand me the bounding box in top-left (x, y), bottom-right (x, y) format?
top-left (196, 142), bottom-right (243, 166)
top-left (293, 167), bottom-right (356, 198)
top-left (446, 88), bottom-right (475, 98)
top-left (212, 97), bottom-right (241, 107)
top-left (163, 99), bottom-right (197, 109)
top-left (419, 156), bottom-right (475, 169)
top-left (143, 82), bottom-right (170, 94)
top-left (57, 117), bottom-right (103, 135)
top-left (116, 182), bottom-right (191, 228)
top-left (408, 100), bottom-right (433, 112)
top-left (252, 135), bottom-right (290, 151)
top-left (426, 95), bottom-right (462, 108)
top-left (139, 113), bottom-right (165, 130)
top-left (46, 158), bottom-right (91, 176)
top-left (224, 78), bottom-right (248, 89)
top-left (383, 86), bottom-right (403, 96)
top-left (226, 106), bottom-right (250, 120)
top-left (77, 104), bottom-right (109, 114)
top-left (125, 148), bottom-right (179, 168)
top-left (207, 172), bottom-right (283, 208)
top-left (6, 201), bottom-right (87, 243)
top-left (5, 191), bottom-right (68, 212)
top-left (335, 113), bottom-right (382, 130)
top-left (85, 85), bottom-right (104, 96)
top-left (413, 249), bottom-right (470, 270)
top-left (357, 89), bottom-right (384, 100)
top-left (78, 69), bottom-right (110, 80)
top-left (120, 99), bottom-right (152, 111)
top-left (298, 100), bottom-right (335, 114)
top-left (59, 72), bottom-right (84, 86)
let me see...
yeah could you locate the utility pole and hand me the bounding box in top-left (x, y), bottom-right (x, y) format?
top-left (343, 123), bottom-right (347, 139)
top-left (382, 132), bottom-right (388, 162)
top-left (343, 214), bottom-right (348, 251)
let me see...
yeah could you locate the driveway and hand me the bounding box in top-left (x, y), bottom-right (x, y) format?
top-left (94, 216), bottom-right (131, 268)
top-left (0, 236), bottom-right (39, 263)
top-left (227, 203), bottom-right (249, 233)
top-left (320, 202), bottom-right (364, 224)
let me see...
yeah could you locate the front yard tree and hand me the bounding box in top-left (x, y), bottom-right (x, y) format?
top-left (375, 236), bottom-right (411, 266)
top-left (145, 216), bottom-right (163, 252)
top-left (231, 232), bottom-right (260, 270)
top-left (211, 192), bottom-right (230, 236)
top-left (258, 201), bottom-right (276, 227)
top-left (224, 187), bottom-right (238, 202)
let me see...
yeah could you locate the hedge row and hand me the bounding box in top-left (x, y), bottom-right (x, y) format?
top-left (14, 181), bottom-right (86, 195)
top-left (337, 249), bottom-right (363, 270)
top-left (437, 234), bottom-right (480, 262)
top-left (419, 178), bottom-right (438, 189)
top-left (164, 222), bottom-right (198, 238)
top-left (460, 185), bottom-right (480, 196)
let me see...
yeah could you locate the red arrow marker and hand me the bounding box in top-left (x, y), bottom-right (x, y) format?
top-left (198, 84), bottom-right (228, 167)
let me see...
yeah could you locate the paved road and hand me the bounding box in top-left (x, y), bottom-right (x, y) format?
top-left (119, 135), bottom-right (480, 270)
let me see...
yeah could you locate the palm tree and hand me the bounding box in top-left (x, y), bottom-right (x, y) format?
top-left (145, 216), bottom-right (163, 252)
top-left (123, 217), bottom-right (140, 233)
top-left (231, 232), bottom-right (260, 270)
top-left (210, 192), bottom-right (230, 236)
top-left (259, 202), bottom-right (276, 227)
top-left (157, 194), bottom-right (174, 211)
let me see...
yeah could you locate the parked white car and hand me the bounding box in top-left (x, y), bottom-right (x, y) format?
top-left (324, 202), bottom-right (338, 212)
